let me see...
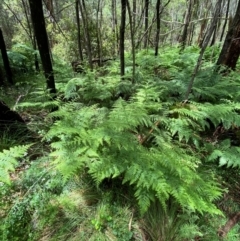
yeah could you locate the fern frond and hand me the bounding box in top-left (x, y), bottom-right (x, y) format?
top-left (0, 145), bottom-right (31, 184)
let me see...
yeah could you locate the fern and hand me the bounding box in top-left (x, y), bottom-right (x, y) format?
top-left (0, 145), bottom-right (31, 184)
top-left (41, 46), bottom-right (240, 215)
top-left (46, 88), bottom-right (223, 215)
top-left (208, 139), bottom-right (240, 168)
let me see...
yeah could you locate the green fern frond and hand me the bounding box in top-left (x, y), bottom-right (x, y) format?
top-left (0, 145), bottom-right (31, 184)
top-left (208, 139), bottom-right (240, 168)
top-left (46, 88), bottom-right (223, 215)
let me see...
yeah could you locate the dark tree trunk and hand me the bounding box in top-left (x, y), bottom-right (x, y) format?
top-left (216, 0), bottom-right (240, 70)
top-left (111, 0), bottom-right (118, 56)
top-left (180, 0), bottom-right (194, 50)
top-left (0, 100), bottom-right (29, 135)
top-left (144, 0), bottom-right (149, 48)
top-left (28, 0), bottom-right (56, 95)
top-left (0, 68), bottom-right (4, 85)
top-left (154, 0), bottom-right (161, 56)
top-left (0, 28), bottom-right (13, 85)
top-left (219, 0), bottom-right (230, 42)
top-left (76, 0), bottom-right (83, 61)
top-left (132, 0), bottom-right (136, 31)
top-left (120, 0), bottom-right (127, 77)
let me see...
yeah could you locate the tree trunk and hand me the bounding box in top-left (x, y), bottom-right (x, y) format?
top-left (28, 0), bottom-right (56, 95)
top-left (0, 100), bottom-right (29, 135)
top-left (180, 0), bottom-right (194, 50)
top-left (132, 0), bottom-right (136, 32)
top-left (143, 0), bottom-right (149, 48)
top-left (127, 0), bottom-right (136, 81)
top-left (78, 0), bottom-right (93, 70)
top-left (111, 0), bottom-right (118, 56)
top-left (219, 0), bottom-right (230, 42)
top-left (216, 0), bottom-right (240, 70)
top-left (96, 0), bottom-right (103, 67)
top-left (154, 0), bottom-right (161, 56)
top-left (21, 0), bottom-right (40, 72)
top-left (0, 28), bottom-right (13, 85)
top-left (120, 0), bottom-right (127, 77)
top-left (185, 0), bottom-right (223, 100)
top-left (76, 0), bottom-right (83, 61)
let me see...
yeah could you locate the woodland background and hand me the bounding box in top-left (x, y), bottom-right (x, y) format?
top-left (1, 0), bottom-right (240, 240)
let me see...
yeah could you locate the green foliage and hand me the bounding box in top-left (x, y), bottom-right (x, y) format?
top-left (0, 145), bottom-right (30, 185)
top-left (141, 201), bottom-right (203, 241)
top-left (4, 45), bottom-right (240, 240)
top-left (8, 44), bottom-right (37, 76)
top-left (46, 81), bottom-right (223, 215)
top-left (1, 157), bottom-right (65, 241)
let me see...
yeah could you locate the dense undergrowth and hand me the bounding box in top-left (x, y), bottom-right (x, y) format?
top-left (1, 45), bottom-right (240, 240)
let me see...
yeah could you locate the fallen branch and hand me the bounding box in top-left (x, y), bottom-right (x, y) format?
top-left (218, 212), bottom-right (240, 238)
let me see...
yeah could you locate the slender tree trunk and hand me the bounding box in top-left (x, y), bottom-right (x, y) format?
top-left (120, 0), bottom-right (127, 77)
top-left (21, 0), bottom-right (40, 72)
top-left (0, 28), bottom-right (13, 84)
top-left (111, 0), bottom-right (116, 55)
top-left (180, 0), bottom-right (194, 50)
top-left (144, 0), bottom-right (149, 48)
top-left (28, 0), bottom-right (56, 94)
top-left (79, 0), bottom-right (93, 70)
top-left (216, 0), bottom-right (240, 70)
top-left (185, 0), bottom-right (223, 99)
top-left (96, 0), bottom-right (103, 66)
top-left (111, 0), bottom-right (118, 56)
top-left (220, 0), bottom-right (231, 42)
top-left (132, 0), bottom-right (136, 32)
top-left (154, 0), bottom-right (161, 56)
top-left (135, 2), bottom-right (147, 49)
top-left (43, 0), bottom-right (54, 23)
top-left (76, 0), bottom-right (83, 61)
top-left (198, 1), bottom-right (212, 48)
top-left (127, 0), bottom-right (136, 81)
top-left (198, 18), bottom-right (208, 47)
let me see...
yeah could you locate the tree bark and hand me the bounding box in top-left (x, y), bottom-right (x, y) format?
top-left (78, 0), bottom-right (93, 70)
top-left (28, 0), bottom-right (56, 95)
top-left (111, 0), bottom-right (118, 56)
top-left (216, 0), bottom-right (240, 70)
top-left (127, 0), bottom-right (136, 81)
top-left (219, 0), bottom-right (230, 42)
top-left (154, 0), bottom-right (161, 56)
top-left (180, 0), bottom-right (194, 50)
top-left (143, 0), bottom-right (149, 48)
top-left (0, 28), bottom-right (13, 85)
top-left (185, 0), bottom-right (223, 100)
top-left (120, 0), bottom-right (127, 77)
top-left (76, 0), bottom-right (83, 61)
top-left (96, 0), bottom-right (103, 67)
top-left (21, 0), bottom-right (40, 72)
